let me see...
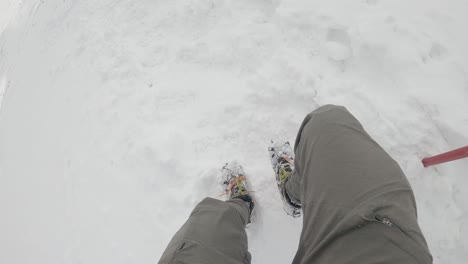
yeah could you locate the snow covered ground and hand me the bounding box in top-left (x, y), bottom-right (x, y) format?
top-left (1, 0), bottom-right (467, 263)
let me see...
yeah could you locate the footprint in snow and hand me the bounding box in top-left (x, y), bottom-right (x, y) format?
top-left (325, 27), bottom-right (353, 62)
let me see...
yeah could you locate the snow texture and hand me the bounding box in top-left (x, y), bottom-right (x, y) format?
top-left (1, 0), bottom-right (467, 263)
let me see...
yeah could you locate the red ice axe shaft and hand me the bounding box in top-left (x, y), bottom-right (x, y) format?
top-left (422, 146), bottom-right (468, 167)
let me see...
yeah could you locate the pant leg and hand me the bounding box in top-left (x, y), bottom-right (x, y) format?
top-left (286, 105), bottom-right (432, 264)
top-left (158, 197), bottom-right (251, 264)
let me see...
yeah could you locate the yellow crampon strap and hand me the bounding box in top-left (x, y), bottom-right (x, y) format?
top-left (219, 176), bottom-right (254, 198)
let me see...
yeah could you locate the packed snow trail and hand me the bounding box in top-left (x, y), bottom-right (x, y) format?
top-left (1, 0), bottom-right (467, 263)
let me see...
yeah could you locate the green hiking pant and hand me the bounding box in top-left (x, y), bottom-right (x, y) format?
top-left (158, 105), bottom-right (433, 264)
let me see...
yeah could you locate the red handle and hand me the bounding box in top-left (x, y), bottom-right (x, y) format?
top-left (422, 146), bottom-right (468, 167)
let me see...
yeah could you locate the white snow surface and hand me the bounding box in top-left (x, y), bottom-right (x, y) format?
top-left (1, 0), bottom-right (467, 263)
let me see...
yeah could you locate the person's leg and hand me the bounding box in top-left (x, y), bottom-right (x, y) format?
top-left (158, 197), bottom-right (251, 264)
top-left (284, 109), bottom-right (315, 204)
top-left (286, 105), bottom-right (432, 263)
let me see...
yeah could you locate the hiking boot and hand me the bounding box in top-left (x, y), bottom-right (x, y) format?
top-left (221, 162), bottom-right (255, 221)
top-left (268, 141), bottom-right (302, 218)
